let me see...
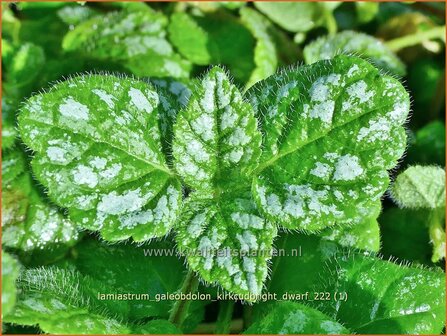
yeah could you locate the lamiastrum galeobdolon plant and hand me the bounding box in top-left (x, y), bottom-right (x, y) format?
top-left (2, 2), bottom-right (446, 334)
top-left (14, 55), bottom-right (408, 298)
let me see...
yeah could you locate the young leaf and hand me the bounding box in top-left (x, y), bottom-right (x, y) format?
top-left (245, 302), bottom-right (350, 334)
top-left (304, 31), bottom-right (406, 76)
top-left (18, 74), bottom-right (182, 242)
top-left (173, 67), bottom-right (262, 192)
top-left (175, 191), bottom-right (277, 298)
top-left (321, 252), bottom-right (446, 334)
top-left (168, 11), bottom-right (255, 83)
top-left (63, 10), bottom-right (191, 78)
top-left (2, 252), bottom-right (20, 317)
top-left (391, 166), bottom-right (445, 210)
top-left (247, 55), bottom-right (409, 231)
top-left (240, 7), bottom-right (278, 88)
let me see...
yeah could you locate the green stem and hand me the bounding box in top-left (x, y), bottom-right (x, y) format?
top-left (385, 26), bottom-right (446, 52)
top-left (215, 300), bottom-right (235, 334)
top-left (168, 270), bottom-right (199, 328)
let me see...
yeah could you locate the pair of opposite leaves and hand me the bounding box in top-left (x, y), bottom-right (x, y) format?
top-left (18, 55), bottom-right (410, 296)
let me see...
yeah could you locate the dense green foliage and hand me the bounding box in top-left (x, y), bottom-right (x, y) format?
top-left (1, 2), bottom-right (445, 335)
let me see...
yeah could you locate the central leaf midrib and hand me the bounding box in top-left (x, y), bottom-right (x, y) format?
top-left (254, 98), bottom-right (397, 176)
top-left (25, 117), bottom-right (173, 176)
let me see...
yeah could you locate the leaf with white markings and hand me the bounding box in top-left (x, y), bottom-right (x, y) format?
top-left (245, 302), bottom-right (350, 334)
top-left (176, 191), bottom-right (276, 298)
top-left (173, 67), bottom-right (262, 192)
top-left (320, 252), bottom-right (446, 334)
top-left (304, 31), bottom-right (406, 76)
top-left (18, 74), bottom-right (182, 242)
top-left (247, 55), bottom-right (409, 231)
top-left (173, 67), bottom-right (275, 297)
top-left (2, 148), bottom-right (79, 253)
top-left (63, 9), bottom-right (191, 78)
top-left (2, 252), bottom-right (20, 317)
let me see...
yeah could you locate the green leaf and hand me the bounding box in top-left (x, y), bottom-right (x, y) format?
top-left (2, 252), bottom-right (20, 317)
top-left (175, 191), bottom-right (277, 298)
top-left (2, 148), bottom-right (79, 253)
top-left (320, 217), bottom-right (381, 252)
top-left (248, 55), bottom-right (409, 231)
top-left (168, 11), bottom-right (255, 83)
top-left (391, 166), bottom-right (445, 210)
top-left (173, 67), bottom-right (262, 192)
top-left (63, 10), bottom-right (191, 78)
top-left (4, 267), bottom-right (130, 334)
top-left (150, 78), bottom-right (193, 160)
top-left (240, 7), bottom-right (278, 88)
top-left (2, 42), bottom-right (45, 99)
top-left (18, 74), bottom-right (182, 242)
top-left (304, 31), bottom-right (406, 76)
top-left (72, 238), bottom-right (187, 321)
top-left (173, 68), bottom-right (276, 297)
top-left (253, 2), bottom-right (340, 35)
top-left (321, 252), bottom-right (446, 334)
top-left (254, 2), bottom-right (320, 33)
top-left (245, 302), bottom-right (349, 334)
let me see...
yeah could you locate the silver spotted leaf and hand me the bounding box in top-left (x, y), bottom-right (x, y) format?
top-left (2, 148), bottom-right (79, 252)
top-left (304, 31), bottom-right (406, 76)
top-left (320, 199), bottom-right (381, 252)
top-left (175, 190), bottom-right (277, 298)
top-left (63, 9), bottom-right (191, 78)
top-left (173, 67), bottom-right (262, 193)
top-left (2, 252), bottom-right (20, 317)
top-left (320, 251), bottom-right (446, 334)
top-left (18, 74), bottom-right (182, 242)
top-left (247, 55), bottom-right (409, 231)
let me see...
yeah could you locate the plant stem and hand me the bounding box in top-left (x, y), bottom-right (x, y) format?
top-left (385, 26), bottom-right (446, 52)
top-left (215, 300), bottom-right (235, 334)
top-left (168, 270), bottom-right (199, 328)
